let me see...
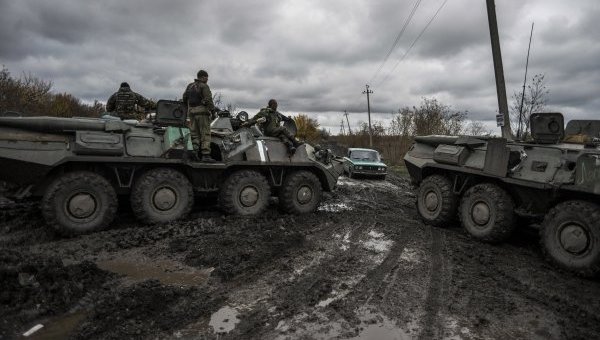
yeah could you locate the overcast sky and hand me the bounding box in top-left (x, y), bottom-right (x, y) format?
top-left (1, 0), bottom-right (599, 134)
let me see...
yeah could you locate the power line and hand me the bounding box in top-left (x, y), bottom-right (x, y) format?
top-left (378, 0), bottom-right (449, 86)
top-left (370, 0), bottom-right (423, 84)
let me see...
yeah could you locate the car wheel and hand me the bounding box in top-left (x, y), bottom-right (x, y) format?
top-left (279, 170), bottom-right (322, 214)
top-left (41, 171), bottom-right (117, 236)
top-left (416, 175), bottom-right (457, 227)
top-left (541, 200), bottom-right (600, 277)
top-left (130, 168), bottom-right (194, 223)
top-left (219, 170), bottom-right (270, 215)
top-left (459, 183), bottom-right (515, 243)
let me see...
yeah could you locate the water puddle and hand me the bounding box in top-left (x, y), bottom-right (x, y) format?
top-left (96, 258), bottom-right (212, 286)
top-left (26, 311), bottom-right (87, 339)
top-left (209, 306), bottom-right (240, 334)
top-left (348, 306), bottom-right (410, 340)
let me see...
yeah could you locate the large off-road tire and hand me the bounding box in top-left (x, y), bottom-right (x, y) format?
top-left (347, 166), bottom-right (355, 179)
top-left (416, 175), bottom-right (458, 227)
top-left (459, 183), bottom-right (515, 243)
top-left (219, 170), bottom-right (270, 215)
top-left (541, 201), bottom-right (600, 277)
top-left (41, 171), bottom-right (117, 236)
top-left (130, 168), bottom-right (193, 223)
top-left (279, 170), bottom-right (323, 214)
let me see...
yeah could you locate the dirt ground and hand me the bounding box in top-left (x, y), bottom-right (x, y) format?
top-left (1, 171), bottom-right (599, 340)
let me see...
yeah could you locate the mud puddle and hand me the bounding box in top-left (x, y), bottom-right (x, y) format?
top-left (209, 305), bottom-right (241, 334)
top-left (25, 311), bottom-right (87, 340)
top-left (349, 306), bottom-right (410, 340)
top-left (96, 258), bottom-right (212, 286)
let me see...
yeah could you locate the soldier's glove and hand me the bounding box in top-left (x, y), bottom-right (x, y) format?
top-left (256, 117), bottom-right (267, 124)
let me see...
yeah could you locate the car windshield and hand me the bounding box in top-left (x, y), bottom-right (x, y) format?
top-left (350, 150), bottom-right (380, 162)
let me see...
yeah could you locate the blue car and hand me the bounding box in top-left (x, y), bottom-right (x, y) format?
top-left (343, 148), bottom-right (387, 180)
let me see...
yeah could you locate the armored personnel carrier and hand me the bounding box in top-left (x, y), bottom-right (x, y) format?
top-left (0, 100), bottom-right (344, 235)
top-left (404, 113), bottom-right (600, 276)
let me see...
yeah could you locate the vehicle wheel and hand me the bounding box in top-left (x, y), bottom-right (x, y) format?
top-left (41, 171), bottom-right (117, 236)
top-left (459, 183), bottom-right (515, 243)
top-left (130, 168), bottom-right (193, 223)
top-left (279, 170), bottom-right (323, 214)
top-left (348, 166), bottom-right (355, 179)
top-left (219, 170), bottom-right (270, 215)
top-left (416, 175), bottom-right (457, 227)
top-left (541, 201), bottom-right (600, 277)
top-left (378, 175), bottom-right (387, 181)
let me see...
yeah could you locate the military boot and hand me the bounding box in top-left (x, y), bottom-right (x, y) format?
top-left (186, 150), bottom-right (200, 161)
top-left (285, 141), bottom-right (296, 154)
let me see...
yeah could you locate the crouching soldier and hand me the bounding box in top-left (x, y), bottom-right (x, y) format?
top-left (244, 99), bottom-right (301, 153)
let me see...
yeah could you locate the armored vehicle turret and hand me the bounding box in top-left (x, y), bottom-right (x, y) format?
top-left (404, 113), bottom-right (600, 276)
top-left (0, 100), bottom-right (344, 235)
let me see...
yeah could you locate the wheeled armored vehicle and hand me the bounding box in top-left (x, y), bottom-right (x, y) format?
top-left (404, 113), bottom-right (600, 276)
top-left (0, 100), bottom-right (344, 235)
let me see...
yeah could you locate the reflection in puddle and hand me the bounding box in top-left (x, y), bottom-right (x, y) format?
top-left (209, 306), bottom-right (240, 334)
top-left (348, 306), bottom-right (410, 340)
top-left (27, 311), bottom-right (87, 340)
top-left (96, 258), bottom-right (212, 286)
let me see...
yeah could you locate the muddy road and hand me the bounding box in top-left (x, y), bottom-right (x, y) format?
top-left (1, 172), bottom-right (599, 339)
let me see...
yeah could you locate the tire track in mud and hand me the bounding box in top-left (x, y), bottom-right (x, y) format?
top-left (490, 265), bottom-right (600, 339)
top-left (360, 233), bottom-right (409, 306)
top-left (419, 227), bottom-right (446, 340)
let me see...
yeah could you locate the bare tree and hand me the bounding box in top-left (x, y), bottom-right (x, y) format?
top-left (410, 98), bottom-right (467, 136)
top-left (388, 107), bottom-right (413, 137)
top-left (466, 121), bottom-right (491, 136)
top-left (510, 73), bottom-right (549, 139)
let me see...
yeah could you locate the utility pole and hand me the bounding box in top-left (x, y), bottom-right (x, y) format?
top-left (344, 110), bottom-right (352, 135)
top-left (362, 84), bottom-right (373, 147)
top-left (486, 0), bottom-right (513, 140)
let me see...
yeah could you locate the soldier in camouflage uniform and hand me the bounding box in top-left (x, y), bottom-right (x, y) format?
top-left (183, 70), bottom-right (216, 162)
top-left (245, 99), bottom-right (301, 153)
top-left (106, 82), bottom-right (153, 120)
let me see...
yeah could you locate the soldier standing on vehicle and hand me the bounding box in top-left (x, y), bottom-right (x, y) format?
top-left (182, 70), bottom-right (216, 162)
top-left (244, 99), bottom-right (301, 153)
top-left (106, 82), bottom-right (154, 121)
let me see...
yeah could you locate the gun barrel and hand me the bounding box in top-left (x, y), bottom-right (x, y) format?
top-left (0, 116), bottom-right (107, 133)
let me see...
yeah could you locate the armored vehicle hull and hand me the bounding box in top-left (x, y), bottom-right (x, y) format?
top-left (404, 113), bottom-right (600, 276)
top-left (0, 100), bottom-right (344, 235)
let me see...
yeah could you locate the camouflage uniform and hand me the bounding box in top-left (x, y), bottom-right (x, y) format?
top-left (106, 85), bottom-right (152, 120)
top-left (248, 107), bottom-right (298, 148)
top-left (182, 80), bottom-right (215, 156)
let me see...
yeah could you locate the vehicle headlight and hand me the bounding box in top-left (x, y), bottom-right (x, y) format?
top-left (356, 166), bottom-right (363, 170)
top-left (379, 167), bottom-right (385, 171)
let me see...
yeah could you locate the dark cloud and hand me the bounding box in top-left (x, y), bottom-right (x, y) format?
top-left (1, 0), bottom-right (599, 133)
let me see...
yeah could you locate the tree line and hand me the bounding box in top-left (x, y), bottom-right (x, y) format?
top-left (0, 66), bottom-right (104, 117)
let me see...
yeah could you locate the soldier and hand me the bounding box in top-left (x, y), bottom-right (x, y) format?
top-left (244, 99), bottom-right (301, 153)
top-left (182, 70), bottom-right (216, 162)
top-left (106, 82), bottom-right (153, 120)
